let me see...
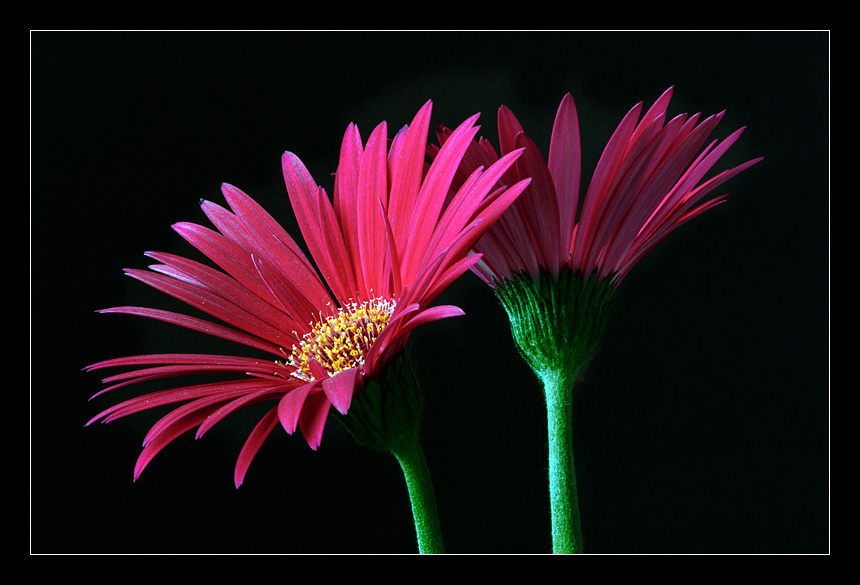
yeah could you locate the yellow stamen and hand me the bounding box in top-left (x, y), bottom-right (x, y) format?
top-left (287, 298), bottom-right (395, 381)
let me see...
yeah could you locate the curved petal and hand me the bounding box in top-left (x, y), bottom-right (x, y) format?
top-left (234, 406), bottom-right (280, 488)
top-left (322, 367), bottom-right (358, 415)
top-left (277, 381), bottom-right (316, 435)
top-left (298, 391), bottom-right (332, 450)
top-left (133, 407), bottom-right (214, 482)
top-left (398, 305), bottom-right (466, 338)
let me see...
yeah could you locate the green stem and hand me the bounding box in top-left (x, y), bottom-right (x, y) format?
top-left (390, 431), bottom-right (445, 554)
top-left (541, 368), bottom-right (583, 554)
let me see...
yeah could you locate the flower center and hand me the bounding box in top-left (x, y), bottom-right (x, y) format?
top-left (288, 298), bottom-right (396, 381)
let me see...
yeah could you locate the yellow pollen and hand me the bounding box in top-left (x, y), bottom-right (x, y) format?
top-left (287, 298), bottom-right (395, 382)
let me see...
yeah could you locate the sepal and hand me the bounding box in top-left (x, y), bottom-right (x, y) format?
top-left (495, 268), bottom-right (615, 386)
top-left (335, 351), bottom-right (423, 453)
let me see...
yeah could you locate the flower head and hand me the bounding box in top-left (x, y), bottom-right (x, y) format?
top-left (86, 101), bottom-right (530, 487)
top-left (432, 87), bottom-right (763, 288)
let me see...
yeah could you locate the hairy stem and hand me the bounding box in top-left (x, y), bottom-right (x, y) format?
top-left (541, 368), bottom-right (583, 554)
top-left (391, 431), bottom-right (445, 554)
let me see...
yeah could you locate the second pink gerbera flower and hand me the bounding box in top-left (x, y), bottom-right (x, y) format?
top-left (431, 87), bottom-right (762, 554)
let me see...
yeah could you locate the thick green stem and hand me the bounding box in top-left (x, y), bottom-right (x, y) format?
top-left (541, 368), bottom-right (583, 554)
top-left (391, 431), bottom-right (445, 554)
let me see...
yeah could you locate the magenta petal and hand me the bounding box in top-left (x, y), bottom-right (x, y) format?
top-left (399, 305), bottom-right (465, 337)
top-left (133, 408), bottom-right (212, 482)
top-left (314, 185), bottom-right (358, 300)
top-left (299, 391), bottom-right (331, 450)
top-left (220, 183), bottom-right (333, 313)
top-left (388, 101), bottom-right (433, 252)
top-left (332, 123), bottom-right (367, 297)
top-left (356, 123), bottom-right (391, 296)
top-left (497, 105), bottom-right (526, 158)
top-left (96, 306), bottom-right (285, 357)
top-left (308, 358), bottom-right (328, 381)
top-left (321, 367), bottom-right (358, 415)
top-left (277, 382), bottom-right (314, 434)
top-left (548, 93), bottom-right (582, 247)
top-left (122, 268), bottom-right (295, 350)
top-left (282, 152), bottom-right (355, 302)
top-left (196, 387), bottom-right (277, 440)
top-left (572, 101), bottom-right (644, 270)
top-left (234, 406), bottom-right (279, 488)
top-left (401, 113), bottom-right (481, 283)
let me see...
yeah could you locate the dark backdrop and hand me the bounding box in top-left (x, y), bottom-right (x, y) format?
top-left (31, 31), bottom-right (829, 554)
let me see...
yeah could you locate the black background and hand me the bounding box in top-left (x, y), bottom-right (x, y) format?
top-left (31, 31), bottom-right (829, 554)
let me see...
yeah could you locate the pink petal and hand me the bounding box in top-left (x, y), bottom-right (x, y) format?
top-left (321, 367), bottom-right (358, 415)
top-left (133, 408), bottom-right (213, 482)
top-left (299, 391), bottom-right (332, 450)
top-left (145, 250), bottom-right (302, 334)
top-left (388, 101), bottom-right (433, 252)
top-left (122, 268), bottom-right (295, 350)
top-left (401, 113), bottom-right (481, 284)
top-left (362, 302), bottom-right (421, 377)
top-left (572, 101), bottom-right (643, 270)
top-left (196, 387), bottom-right (280, 439)
top-left (220, 183), bottom-right (333, 313)
top-left (314, 185), bottom-right (358, 300)
top-left (498, 105), bottom-right (525, 159)
top-left (548, 93), bottom-right (582, 248)
top-left (513, 131), bottom-right (562, 270)
top-left (398, 305), bottom-right (466, 337)
top-left (421, 254), bottom-right (483, 307)
top-left (143, 392), bottom-right (242, 447)
top-left (277, 382), bottom-right (315, 435)
top-left (252, 254), bottom-right (326, 325)
top-left (281, 152), bottom-right (351, 301)
top-left (333, 123), bottom-right (367, 297)
top-left (308, 358), bottom-right (328, 381)
top-left (428, 148), bottom-right (526, 260)
top-left (234, 406), bottom-right (280, 488)
top-left (357, 122), bottom-right (391, 297)
top-left (438, 179), bottom-right (530, 278)
top-left (96, 306), bottom-right (285, 357)
top-left (629, 86), bottom-right (674, 147)
top-left (172, 219), bottom-right (284, 311)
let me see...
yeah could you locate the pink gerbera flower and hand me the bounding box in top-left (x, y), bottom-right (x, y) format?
top-left (432, 87), bottom-right (762, 553)
top-left (86, 100), bottom-right (529, 500)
